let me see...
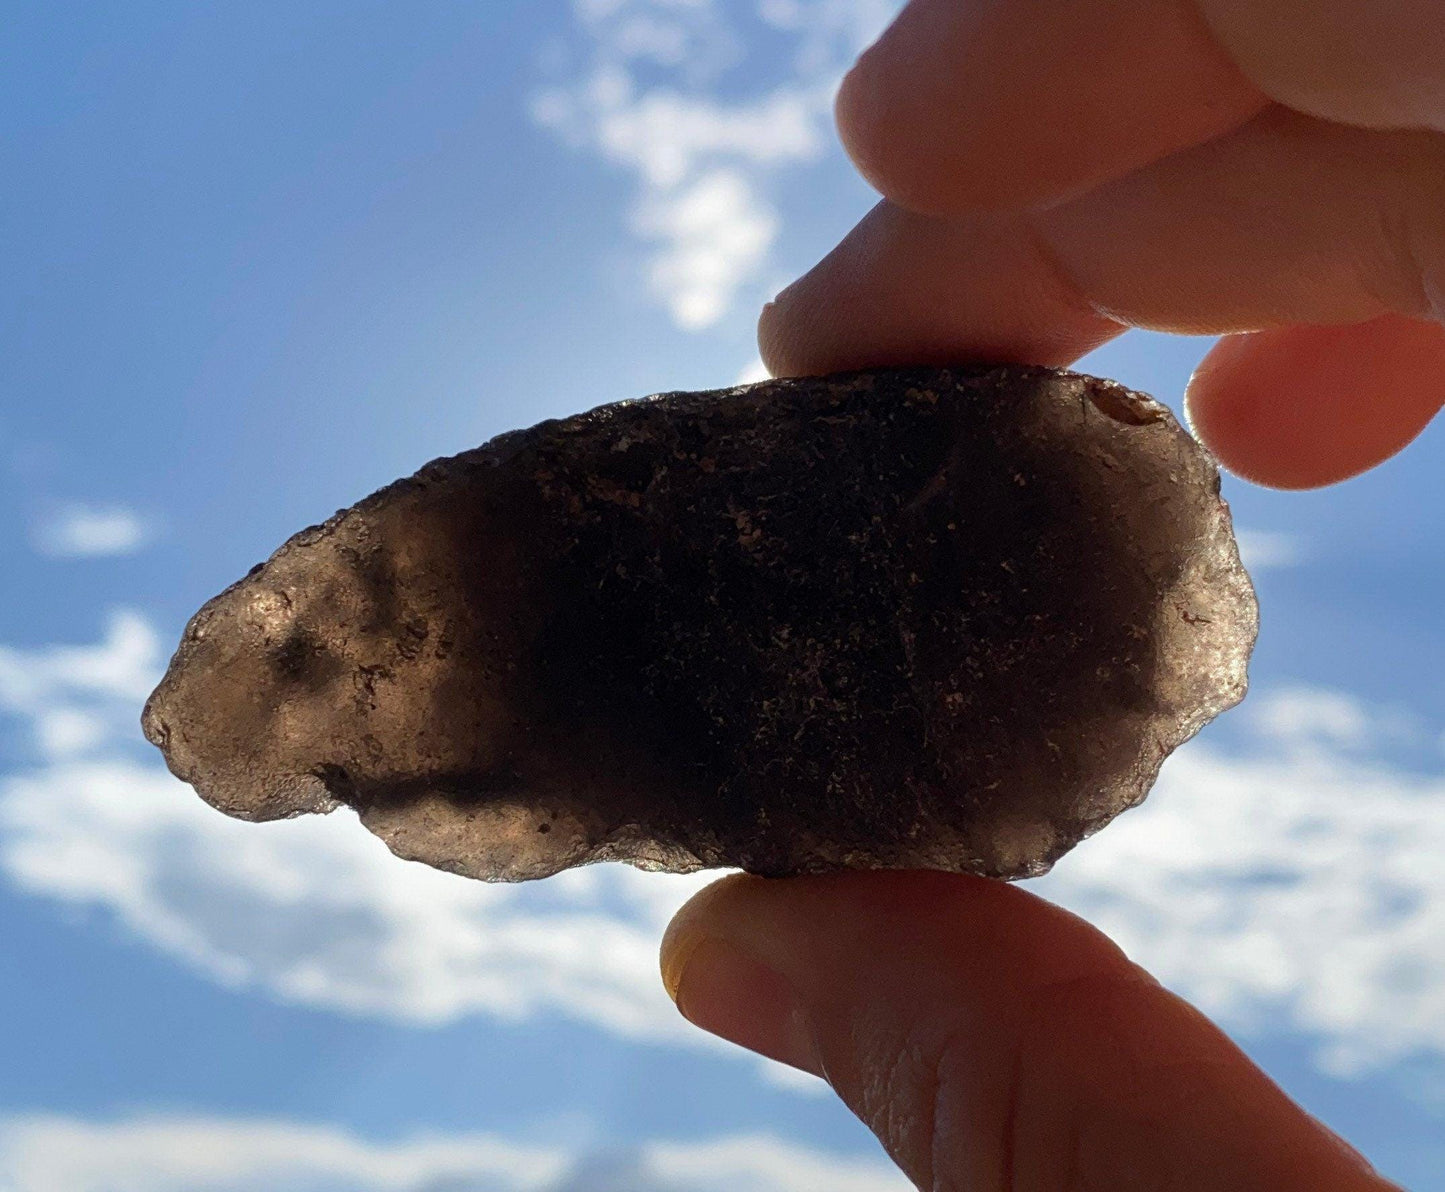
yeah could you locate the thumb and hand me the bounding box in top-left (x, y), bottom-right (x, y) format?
top-left (661, 871), bottom-right (1395, 1191)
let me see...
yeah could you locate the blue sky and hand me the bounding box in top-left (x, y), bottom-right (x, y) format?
top-left (2, 2), bottom-right (1444, 1188)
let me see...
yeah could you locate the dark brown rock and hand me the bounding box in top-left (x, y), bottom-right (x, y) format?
top-left (143, 366), bottom-right (1257, 881)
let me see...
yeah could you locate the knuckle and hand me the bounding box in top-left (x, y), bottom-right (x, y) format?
top-left (852, 1013), bottom-right (1027, 1192)
top-left (853, 972), bottom-right (1215, 1192)
top-left (847, 1018), bottom-right (986, 1192)
top-left (1393, 132), bottom-right (1445, 322)
top-left (1018, 971), bottom-right (1235, 1192)
top-left (1193, 0), bottom-right (1445, 129)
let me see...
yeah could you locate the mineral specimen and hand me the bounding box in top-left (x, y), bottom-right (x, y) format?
top-left (143, 366), bottom-right (1257, 881)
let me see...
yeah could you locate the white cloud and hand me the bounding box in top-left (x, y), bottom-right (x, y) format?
top-left (3, 613), bottom-right (1445, 1090)
top-left (596, 87), bottom-right (824, 189)
top-left (0, 1115), bottom-right (558, 1192)
top-left (32, 503), bottom-right (153, 558)
top-left (33, 707), bottom-right (110, 758)
top-left (533, 0), bottom-right (897, 329)
top-left (1235, 528), bottom-right (1306, 571)
top-left (0, 609), bottom-right (162, 760)
top-left (0, 1114), bottom-right (909, 1192)
top-left (0, 613), bottom-right (819, 1095)
top-left (634, 168), bottom-right (779, 329)
top-left (0, 754), bottom-right (711, 1040)
top-left (1246, 685), bottom-right (1419, 751)
top-left (1036, 692), bottom-right (1445, 1078)
top-left (0, 609), bottom-right (160, 707)
top-left (646, 1134), bottom-right (906, 1191)
top-left (756, 0), bottom-right (899, 58)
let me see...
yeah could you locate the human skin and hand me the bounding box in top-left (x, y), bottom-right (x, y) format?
top-left (660, 1), bottom-right (1445, 1186)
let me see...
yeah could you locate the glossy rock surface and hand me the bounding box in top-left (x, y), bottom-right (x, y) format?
top-left (144, 366), bottom-right (1257, 880)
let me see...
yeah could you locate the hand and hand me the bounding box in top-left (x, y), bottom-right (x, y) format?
top-left (757, 0), bottom-right (1445, 490)
top-left (662, 2), bottom-right (1445, 1186)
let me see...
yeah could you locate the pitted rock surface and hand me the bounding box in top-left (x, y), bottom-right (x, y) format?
top-left (144, 366), bottom-right (1257, 881)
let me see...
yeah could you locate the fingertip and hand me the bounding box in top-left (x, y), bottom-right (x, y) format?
top-left (660, 872), bottom-right (754, 1001)
top-left (834, 50), bottom-right (990, 216)
top-left (1187, 317), bottom-right (1445, 488)
top-left (756, 202), bottom-right (1123, 380)
top-left (665, 934), bottom-right (822, 1075)
top-left (832, 49), bottom-right (894, 204)
top-left (756, 292), bottom-right (801, 380)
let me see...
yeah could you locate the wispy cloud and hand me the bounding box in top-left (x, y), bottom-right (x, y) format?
top-left (3, 614), bottom-right (1444, 1089)
top-left (1037, 688), bottom-right (1445, 1078)
top-left (633, 167), bottom-right (780, 330)
top-left (0, 612), bottom-right (817, 1091)
top-left (31, 503), bottom-right (154, 558)
top-left (1247, 685), bottom-right (1420, 751)
top-left (0, 1114), bottom-right (909, 1192)
top-left (0, 610), bottom-right (160, 707)
top-left (0, 612), bottom-right (717, 1050)
top-left (0, 609), bottom-right (162, 760)
top-left (0, 752), bottom-right (711, 1040)
top-left (533, 0), bottom-right (896, 330)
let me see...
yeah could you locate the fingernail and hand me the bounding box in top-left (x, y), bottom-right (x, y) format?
top-left (665, 937), bottom-right (820, 1075)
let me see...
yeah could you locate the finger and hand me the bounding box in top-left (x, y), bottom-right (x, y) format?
top-left (758, 202), bottom-right (1125, 380)
top-left (836, 0), bottom-right (1267, 214)
top-left (1186, 315), bottom-right (1445, 488)
top-left (763, 109), bottom-right (1445, 378)
top-left (837, 0), bottom-right (1445, 219)
top-left (662, 872), bottom-right (1396, 1192)
top-left (1197, 0), bottom-right (1445, 131)
top-left (1032, 107), bottom-right (1445, 333)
